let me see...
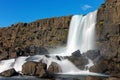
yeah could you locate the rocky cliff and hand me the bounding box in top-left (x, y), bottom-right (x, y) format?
top-left (88, 0), bottom-right (120, 80)
top-left (0, 16), bottom-right (71, 59)
top-left (0, 0), bottom-right (120, 79)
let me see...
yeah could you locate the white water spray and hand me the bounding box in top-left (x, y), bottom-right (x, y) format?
top-left (0, 10), bottom-right (107, 77)
top-left (67, 10), bottom-right (97, 55)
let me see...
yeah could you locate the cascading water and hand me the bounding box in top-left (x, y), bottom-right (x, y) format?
top-left (0, 10), bottom-right (108, 77)
top-left (66, 10), bottom-right (97, 55)
top-left (50, 10), bottom-right (97, 56)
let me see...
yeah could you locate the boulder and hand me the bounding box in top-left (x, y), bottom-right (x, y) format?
top-left (83, 50), bottom-right (100, 60)
top-left (72, 50), bottom-right (81, 57)
top-left (83, 50), bottom-right (101, 63)
top-left (22, 61), bottom-right (47, 78)
top-left (67, 50), bottom-right (88, 70)
top-left (35, 62), bottom-right (47, 77)
top-left (0, 68), bottom-right (18, 77)
top-left (89, 58), bottom-right (109, 73)
top-left (56, 56), bottom-right (62, 61)
top-left (48, 62), bottom-right (62, 73)
top-left (22, 61), bottom-right (37, 76)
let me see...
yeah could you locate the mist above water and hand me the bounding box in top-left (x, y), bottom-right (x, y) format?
top-left (0, 10), bottom-right (108, 77)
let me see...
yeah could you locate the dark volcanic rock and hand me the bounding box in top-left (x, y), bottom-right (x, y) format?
top-left (0, 68), bottom-right (18, 77)
top-left (83, 50), bottom-right (100, 60)
top-left (48, 62), bottom-right (62, 73)
top-left (83, 50), bottom-right (101, 63)
top-left (89, 58), bottom-right (109, 73)
top-left (67, 50), bottom-right (88, 70)
top-left (56, 56), bottom-right (62, 61)
top-left (72, 50), bottom-right (81, 57)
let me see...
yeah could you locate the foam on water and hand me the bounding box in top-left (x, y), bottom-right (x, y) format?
top-left (13, 57), bottom-right (28, 73)
top-left (0, 59), bottom-right (15, 73)
top-left (66, 10), bottom-right (97, 56)
top-left (0, 10), bottom-right (108, 77)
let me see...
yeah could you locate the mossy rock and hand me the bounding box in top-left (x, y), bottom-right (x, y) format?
top-left (62, 30), bottom-right (68, 44)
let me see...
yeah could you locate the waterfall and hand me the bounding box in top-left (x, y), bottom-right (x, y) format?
top-left (67, 10), bottom-right (97, 55)
top-left (0, 10), bottom-right (106, 77)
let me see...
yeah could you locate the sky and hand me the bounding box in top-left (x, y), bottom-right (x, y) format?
top-left (0, 0), bottom-right (104, 27)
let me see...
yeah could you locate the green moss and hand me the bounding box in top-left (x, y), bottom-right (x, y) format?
top-left (99, 21), bottom-right (104, 25)
top-left (98, 20), bottom-right (104, 33)
top-left (62, 30), bottom-right (68, 44)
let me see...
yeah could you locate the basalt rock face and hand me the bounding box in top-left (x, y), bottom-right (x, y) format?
top-left (90, 0), bottom-right (120, 79)
top-left (96, 0), bottom-right (120, 60)
top-left (0, 16), bottom-right (71, 60)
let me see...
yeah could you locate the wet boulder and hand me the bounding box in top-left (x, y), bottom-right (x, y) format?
top-left (72, 50), bottom-right (81, 57)
top-left (89, 57), bottom-right (109, 73)
top-left (67, 50), bottom-right (88, 70)
top-left (83, 50), bottom-right (101, 63)
top-left (0, 68), bottom-right (18, 77)
top-left (22, 61), bottom-right (47, 78)
top-left (35, 62), bottom-right (47, 77)
top-left (22, 61), bottom-right (37, 76)
top-left (56, 56), bottom-right (63, 61)
top-left (48, 62), bottom-right (62, 73)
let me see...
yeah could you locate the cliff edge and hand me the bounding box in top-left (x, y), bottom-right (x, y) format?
top-left (0, 16), bottom-right (71, 59)
top-left (87, 0), bottom-right (120, 80)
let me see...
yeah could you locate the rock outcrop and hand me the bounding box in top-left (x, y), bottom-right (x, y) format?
top-left (48, 62), bottom-right (62, 73)
top-left (67, 50), bottom-right (88, 70)
top-left (22, 61), bottom-right (47, 78)
top-left (0, 0), bottom-right (120, 79)
top-left (0, 68), bottom-right (18, 77)
top-left (22, 61), bottom-right (61, 78)
top-left (0, 16), bottom-right (71, 60)
top-left (88, 0), bottom-right (120, 80)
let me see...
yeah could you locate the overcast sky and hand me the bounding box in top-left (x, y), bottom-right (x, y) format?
top-left (0, 0), bottom-right (104, 27)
